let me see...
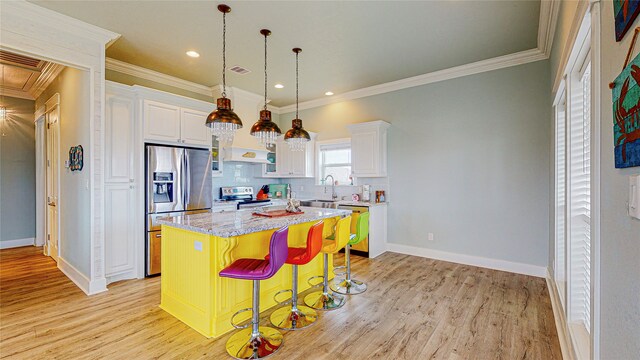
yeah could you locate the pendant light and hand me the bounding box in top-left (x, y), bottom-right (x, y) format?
top-left (205, 4), bottom-right (242, 143)
top-left (250, 29), bottom-right (281, 146)
top-left (284, 48), bottom-right (310, 151)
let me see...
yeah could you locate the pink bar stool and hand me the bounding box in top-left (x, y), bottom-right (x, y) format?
top-left (219, 226), bottom-right (289, 359)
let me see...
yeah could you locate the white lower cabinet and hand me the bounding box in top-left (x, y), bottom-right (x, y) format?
top-left (105, 184), bottom-right (136, 280)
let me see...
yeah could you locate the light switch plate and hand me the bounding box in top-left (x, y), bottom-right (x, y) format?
top-left (630, 175), bottom-right (640, 220)
top-left (194, 241), bottom-right (203, 251)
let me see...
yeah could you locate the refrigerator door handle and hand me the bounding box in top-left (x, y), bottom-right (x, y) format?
top-left (184, 150), bottom-right (191, 209)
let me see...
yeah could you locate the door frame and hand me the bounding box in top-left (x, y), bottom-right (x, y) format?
top-left (2, 1), bottom-right (119, 295)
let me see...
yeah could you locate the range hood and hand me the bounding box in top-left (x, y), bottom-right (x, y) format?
top-left (222, 146), bottom-right (271, 164)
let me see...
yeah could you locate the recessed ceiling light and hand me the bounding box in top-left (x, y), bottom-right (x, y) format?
top-left (274, 84), bottom-right (284, 89)
top-left (186, 50), bottom-right (200, 58)
top-left (325, 91), bottom-right (334, 96)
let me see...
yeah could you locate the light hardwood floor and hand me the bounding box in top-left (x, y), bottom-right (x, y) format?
top-left (0, 246), bottom-right (561, 359)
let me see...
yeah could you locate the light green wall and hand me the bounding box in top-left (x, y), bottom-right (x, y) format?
top-left (599, 3), bottom-right (640, 357)
top-left (0, 97), bottom-right (36, 243)
top-left (282, 60), bottom-right (551, 267)
top-left (36, 67), bottom-right (92, 276)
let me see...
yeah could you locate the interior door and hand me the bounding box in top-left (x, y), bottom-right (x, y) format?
top-left (46, 106), bottom-right (60, 262)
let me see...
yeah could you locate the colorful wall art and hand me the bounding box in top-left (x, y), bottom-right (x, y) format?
top-left (615, 0), bottom-right (640, 41)
top-left (612, 53), bottom-right (640, 168)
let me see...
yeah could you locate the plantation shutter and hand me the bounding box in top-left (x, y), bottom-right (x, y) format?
top-left (568, 60), bottom-right (591, 334)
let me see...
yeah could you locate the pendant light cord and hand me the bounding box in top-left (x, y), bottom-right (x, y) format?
top-left (295, 50), bottom-right (299, 119)
top-left (264, 33), bottom-right (268, 111)
top-left (221, 11), bottom-right (227, 98)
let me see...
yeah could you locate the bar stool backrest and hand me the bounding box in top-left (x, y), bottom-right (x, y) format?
top-left (266, 226), bottom-right (289, 278)
top-left (350, 212), bottom-right (370, 245)
top-left (325, 216), bottom-right (351, 253)
top-left (305, 221), bottom-right (325, 261)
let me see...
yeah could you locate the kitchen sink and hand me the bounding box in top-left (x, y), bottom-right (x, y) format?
top-left (300, 199), bottom-right (340, 209)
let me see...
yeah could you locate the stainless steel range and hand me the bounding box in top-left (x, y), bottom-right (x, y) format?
top-left (219, 186), bottom-right (272, 210)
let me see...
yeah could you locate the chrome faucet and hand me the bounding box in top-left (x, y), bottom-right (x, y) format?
top-left (324, 175), bottom-right (337, 200)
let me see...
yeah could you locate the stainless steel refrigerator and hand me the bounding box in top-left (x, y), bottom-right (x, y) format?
top-left (145, 145), bottom-right (212, 276)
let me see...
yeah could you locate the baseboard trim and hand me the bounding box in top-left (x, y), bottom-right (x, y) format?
top-left (58, 257), bottom-right (108, 296)
top-left (545, 268), bottom-right (576, 360)
top-left (0, 237), bottom-right (35, 249)
top-left (386, 243), bottom-right (547, 278)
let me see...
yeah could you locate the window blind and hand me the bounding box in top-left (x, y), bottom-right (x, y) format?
top-left (569, 62), bottom-right (591, 334)
top-left (555, 90), bottom-right (567, 308)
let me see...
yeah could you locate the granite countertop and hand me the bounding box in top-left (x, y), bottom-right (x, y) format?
top-left (157, 206), bottom-right (351, 237)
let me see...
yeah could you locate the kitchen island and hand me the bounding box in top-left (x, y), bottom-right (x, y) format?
top-left (156, 207), bottom-right (351, 338)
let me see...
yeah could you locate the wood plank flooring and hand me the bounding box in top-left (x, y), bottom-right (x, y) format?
top-left (0, 246), bottom-right (561, 359)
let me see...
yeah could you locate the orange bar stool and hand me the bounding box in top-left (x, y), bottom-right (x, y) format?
top-left (219, 226), bottom-right (289, 359)
top-left (331, 211), bottom-right (369, 295)
top-left (270, 221), bottom-right (325, 330)
top-left (304, 216), bottom-right (351, 311)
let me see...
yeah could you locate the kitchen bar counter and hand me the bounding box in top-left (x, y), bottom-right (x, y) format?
top-left (158, 207), bottom-right (349, 338)
top-left (157, 206), bottom-right (351, 237)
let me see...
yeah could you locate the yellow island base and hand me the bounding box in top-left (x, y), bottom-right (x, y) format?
top-left (159, 212), bottom-right (344, 338)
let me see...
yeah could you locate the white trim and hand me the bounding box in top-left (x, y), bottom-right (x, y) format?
top-left (279, 49), bottom-right (548, 113)
top-left (386, 243), bottom-right (547, 278)
top-left (1, 1), bottom-right (119, 45)
top-left (588, 2), bottom-right (601, 358)
top-left (106, 58), bottom-right (212, 97)
top-left (539, 0), bottom-right (561, 57)
top-left (58, 257), bottom-right (107, 295)
top-left (552, 0), bottom-right (591, 95)
top-left (0, 238), bottom-right (35, 249)
top-left (547, 267), bottom-right (577, 360)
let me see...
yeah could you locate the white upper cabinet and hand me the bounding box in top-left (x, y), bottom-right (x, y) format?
top-left (276, 133), bottom-right (316, 178)
top-left (180, 108), bottom-right (211, 146)
top-left (105, 94), bottom-right (135, 183)
top-left (141, 88), bottom-right (213, 148)
top-left (144, 100), bottom-right (181, 143)
top-left (347, 120), bottom-right (390, 177)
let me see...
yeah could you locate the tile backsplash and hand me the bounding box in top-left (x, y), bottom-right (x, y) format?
top-left (213, 162), bottom-right (280, 200)
top-left (287, 177), bottom-right (389, 202)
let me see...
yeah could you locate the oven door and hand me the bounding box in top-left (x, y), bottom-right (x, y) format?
top-left (237, 201), bottom-right (272, 210)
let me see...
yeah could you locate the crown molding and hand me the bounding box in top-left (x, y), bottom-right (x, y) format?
top-left (30, 62), bottom-right (65, 99)
top-left (4, 0), bottom-right (120, 46)
top-left (538, 0), bottom-right (560, 58)
top-left (278, 48), bottom-right (547, 113)
top-left (106, 0), bottom-right (556, 115)
top-left (105, 58), bottom-right (212, 97)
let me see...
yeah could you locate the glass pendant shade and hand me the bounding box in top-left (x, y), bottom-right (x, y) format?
top-left (284, 119), bottom-right (310, 151)
top-left (251, 109), bottom-right (281, 146)
top-left (206, 97), bottom-right (242, 143)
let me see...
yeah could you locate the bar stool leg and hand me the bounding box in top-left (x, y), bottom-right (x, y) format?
top-left (331, 245), bottom-right (367, 295)
top-left (226, 280), bottom-right (284, 359)
top-left (304, 253), bottom-right (346, 311)
top-left (270, 265), bottom-right (318, 330)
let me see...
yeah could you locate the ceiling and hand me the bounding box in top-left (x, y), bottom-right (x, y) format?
top-left (0, 51), bottom-right (65, 100)
top-left (28, 1), bottom-right (541, 107)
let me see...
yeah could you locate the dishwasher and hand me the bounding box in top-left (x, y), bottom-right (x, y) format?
top-left (337, 205), bottom-right (369, 258)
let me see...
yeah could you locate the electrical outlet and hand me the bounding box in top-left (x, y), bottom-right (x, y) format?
top-left (428, 233), bottom-right (434, 241)
top-left (194, 241), bottom-right (203, 251)
top-left (300, 185), bottom-right (304, 191)
top-left (630, 175), bottom-right (640, 220)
